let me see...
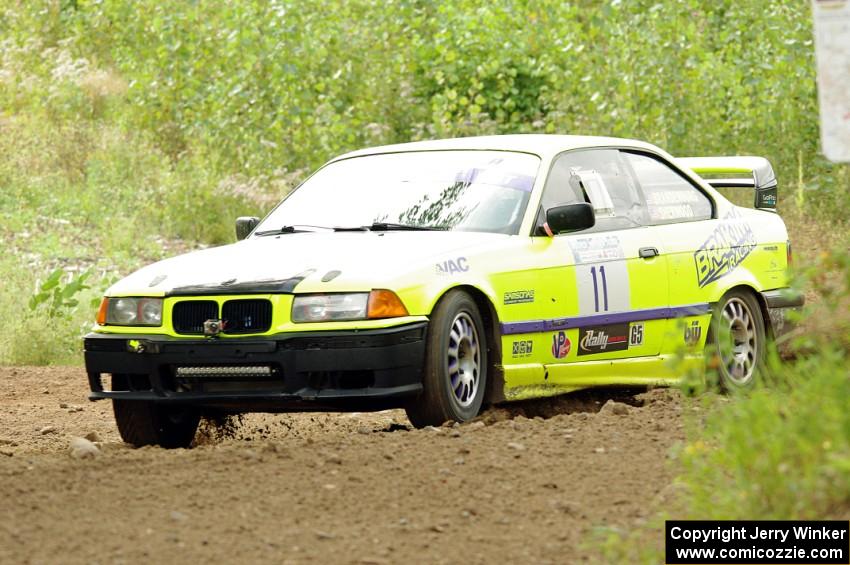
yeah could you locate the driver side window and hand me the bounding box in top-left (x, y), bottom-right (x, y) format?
top-left (538, 149), bottom-right (647, 233)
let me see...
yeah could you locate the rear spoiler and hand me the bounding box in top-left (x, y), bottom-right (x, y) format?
top-left (678, 156), bottom-right (778, 212)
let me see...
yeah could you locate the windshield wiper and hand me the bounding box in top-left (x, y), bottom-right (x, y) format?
top-left (254, 225), bottom-right (333, 236)
top-left (335, 222), bottom-right (446, 232)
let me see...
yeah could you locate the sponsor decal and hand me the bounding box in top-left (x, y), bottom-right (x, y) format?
top-left (578, 323), bottom-right (629, 355)
top-left (435, 257), bottom-right (469, 275)
top-left (684, 320), bottom-right (702, 345)
top-left (504, 290), bottom-right (535, 305)
top-left (512, 340), bottom-right (534, 358)
top-left (693, 210), bottom-right (757, 288)
top-left (629, 322), bottom-right (644, 347)
top-left (568, 235), bottom-right (624, 264)
top-left (551, 331), bottom-right (571, 359)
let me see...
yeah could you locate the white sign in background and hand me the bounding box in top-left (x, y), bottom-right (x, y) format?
top-left (812, 0), bottom-right (850, 163)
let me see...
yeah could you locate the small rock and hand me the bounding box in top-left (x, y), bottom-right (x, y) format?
top-left (430, 524), bottom-right (445, 533)
top-left (69, 437), bottom-right (100, 459)
top-left (356, 426), bottom-right (372, 435)
top-left (594, 447), bottom-right (606, 454)
top-left (423, 425), bottom-right (442, 433)
top-left (0, 449), bottom-right (13, 457)
top-left (449, 430), bottom-right (461, 438)
top-left (315, 530), bottom-right (335, 540)
top-left (170, 511), bottom-right (188, 522)
top-left (59, 403), bottom-right (68, 409)
top-left (323, 483), bottom-right (337, 490)
top-left (67, 406), bottom-right (84, 413)
top-left (84, 431), bottom-right (102, 443)
top-left (600, 400), bottom-right (630, 416)
top-left (39, 426), bottom-right (56, 435)
top-left (454, 457), bottom-right (465, 465)
top-left (324, 453), bottom-right (343, 465)
top-left (42, 389), bottom-right (50, 395)
top-left (507, 442), bottom-right (526, 451)
top-left (466, 421), bottom-right (486, 430)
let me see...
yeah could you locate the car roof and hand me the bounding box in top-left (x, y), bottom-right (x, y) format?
top-left (331, 134), bottom-right (664, 162)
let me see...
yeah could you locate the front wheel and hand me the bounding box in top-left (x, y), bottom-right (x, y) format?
top-left (113, 397), bottom-right (200, 449)
top-left (405, 291), bottom-right (488, 427)
top-left (709, 289), bottom-right (767, 391)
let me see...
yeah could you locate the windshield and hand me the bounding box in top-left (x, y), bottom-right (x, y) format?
top-left (255, 150), bottom-right (541, 235)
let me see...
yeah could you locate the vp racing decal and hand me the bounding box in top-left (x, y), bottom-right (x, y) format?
top-left (694, 211), bottom-right (757, 287)
top-left (552, 332), bottom-right (570, 359)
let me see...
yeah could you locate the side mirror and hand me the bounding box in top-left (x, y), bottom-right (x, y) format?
top-left (235, 216), bottom-right (259, 240)
top-left (545, 203), bottom-right (595, 236)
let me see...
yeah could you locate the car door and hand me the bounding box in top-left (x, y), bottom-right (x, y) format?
top-left (536, 149), bottom-right (669, 364)
top-left (617, 151), bottom-right (716, 353)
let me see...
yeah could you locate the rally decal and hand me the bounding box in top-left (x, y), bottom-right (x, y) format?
top-left (576, 321), bottom-right (646, 356)
top-left (694, 210), bottom-right (757, 287)
top-left (577, 324), bottom-right (629, 355)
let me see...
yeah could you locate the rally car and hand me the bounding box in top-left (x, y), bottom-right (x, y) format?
top-left (84, 135), bottom-right (802, 447)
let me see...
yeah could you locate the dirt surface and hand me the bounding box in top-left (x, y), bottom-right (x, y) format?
top-left (0, 367), bottom-right (688, 564)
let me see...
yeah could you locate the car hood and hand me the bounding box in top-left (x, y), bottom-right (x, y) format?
top-left (108, 231), bottom-right (507, 295)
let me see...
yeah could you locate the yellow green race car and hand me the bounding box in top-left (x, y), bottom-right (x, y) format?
top-left (84, 135), bottom-right (801, 447)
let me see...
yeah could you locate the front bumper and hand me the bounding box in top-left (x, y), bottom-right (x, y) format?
top-left (84, 322), bottom-right (427, 412)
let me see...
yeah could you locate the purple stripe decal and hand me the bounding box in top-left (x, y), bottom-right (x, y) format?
top-left (500, 303), bottom-right (710, 336)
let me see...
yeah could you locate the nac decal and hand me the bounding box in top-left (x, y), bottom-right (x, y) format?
top-left (435, 257), bottom-right (469, 275)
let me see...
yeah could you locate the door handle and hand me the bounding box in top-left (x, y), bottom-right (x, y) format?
top-left (639, 246), bottom-right (659, 259)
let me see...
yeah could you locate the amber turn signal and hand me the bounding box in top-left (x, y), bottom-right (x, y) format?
top-left (96, 297), bottom-right (109, 325)
top-left (367, 290), bottom-right (408, 319)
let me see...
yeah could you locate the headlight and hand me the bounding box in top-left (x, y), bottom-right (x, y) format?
top-left (292, 293), bottom-right (369, 322)
top-left (291, 290), bottom-right (408, 323)
top-left (100, 297), bottom-right (163, 326)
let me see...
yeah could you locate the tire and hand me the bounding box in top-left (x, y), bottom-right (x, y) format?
top-left (112, 378), bottom-right (200, 448)
top-left (405, 290), bottom-right (488, 428)
top-left (708, 289), bottom-right (767, 391)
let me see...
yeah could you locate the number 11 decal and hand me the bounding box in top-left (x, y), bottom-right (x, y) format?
top-left (589, 265), bottom-right (609, 312)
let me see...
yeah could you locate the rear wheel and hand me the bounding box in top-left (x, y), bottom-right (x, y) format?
top-left (112, 375), bottom-right (200, 448)
top-left (709, 289), bottom-right (766, 391)
top-left (405, 291), bottom-right (488, 427)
